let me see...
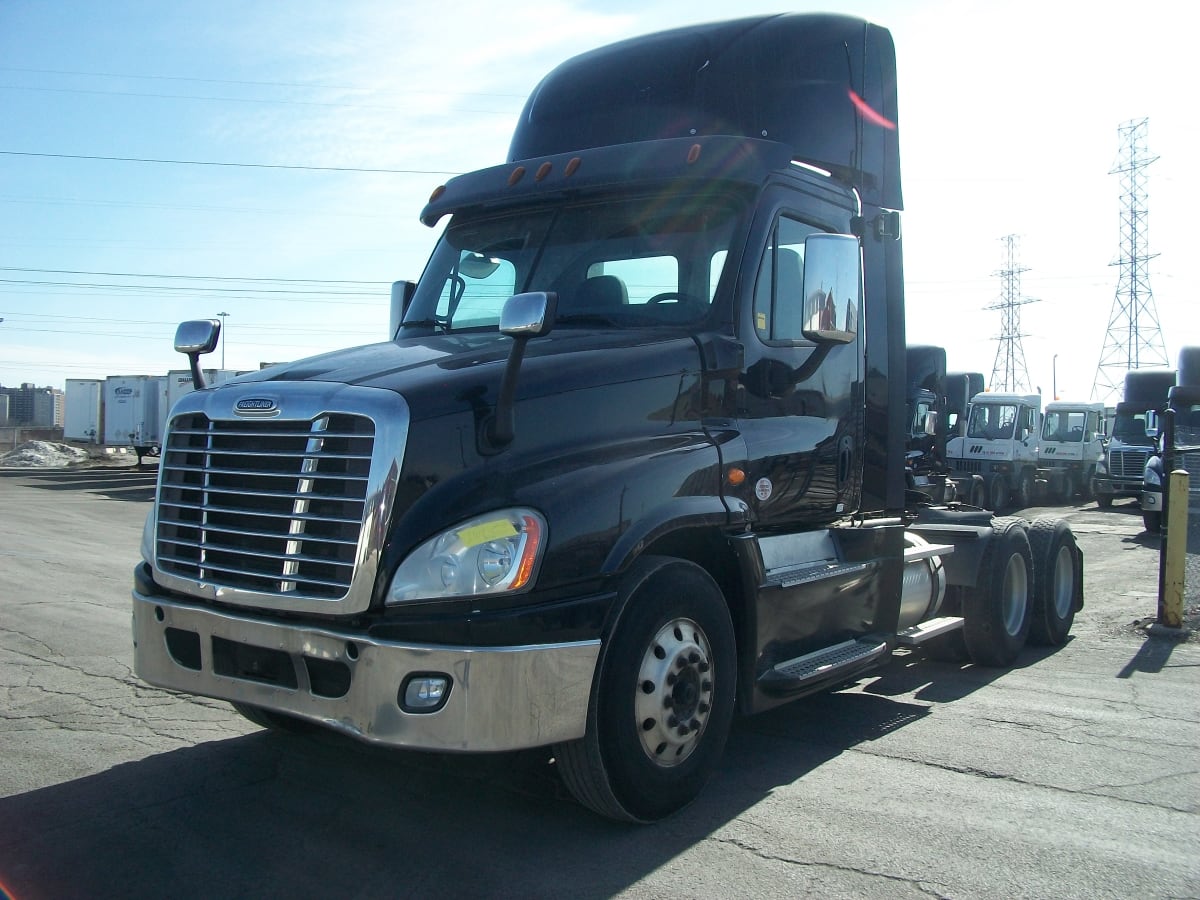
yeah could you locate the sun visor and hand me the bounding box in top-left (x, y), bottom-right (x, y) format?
top-left (508, 13), bottom-right (901, 211)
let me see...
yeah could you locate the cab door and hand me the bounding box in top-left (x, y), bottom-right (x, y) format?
top-left (727, 209), bottom-right (865, 528)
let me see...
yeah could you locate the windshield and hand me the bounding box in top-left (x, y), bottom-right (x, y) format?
top-left (968, 403), bottom-right (1017, 440)
top-left (1042, 410), bottom-right (1091, 442)
top-left (403, 190), bottom-right (747, 333)
top-left (1112, 411), bottom-right (1152, 443)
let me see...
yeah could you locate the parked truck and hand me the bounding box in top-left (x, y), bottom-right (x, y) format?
top-left (1094, 368), bottom-right (1175, 509)
top-left (1036, 401), bottom-right (1105, 502)
top-left (946, 392), bottom-right (1042, 511)
top-left (1142, 347), bottom-right (1200, 531)
top-left (131, 14), bottom-right (1083, 822)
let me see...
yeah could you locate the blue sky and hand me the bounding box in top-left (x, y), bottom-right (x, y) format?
top-left (0, 0), bottom-right (1192, 404)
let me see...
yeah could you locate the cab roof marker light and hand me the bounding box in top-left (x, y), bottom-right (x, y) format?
top-left (429, 184), bottom-right (447, 203)
top-left (687, 144), bottom-right (702, 164)
top-left (535, 162), bottom-right (552, 181)
top-left (564, 157), bottom-right (582, 177)
top-left (508, 166), bottom-right (526, 186)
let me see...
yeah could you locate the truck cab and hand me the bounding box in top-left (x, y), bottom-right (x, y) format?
top-left (946, 392), bottom-right (1041, 510)
top-left (1094, 368), bottom-right (1174, 509)
top-left (1036, 401), bottom-right (1104, 502)
top-left (1142, 348), bottom-right (1200, 530)
top-left (130, 13), bottom-right (1082, 823)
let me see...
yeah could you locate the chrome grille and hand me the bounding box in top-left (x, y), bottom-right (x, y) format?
top-left (156, 412), bottom-right (375, 600)
top-left (952, 459), bottom-right (982, 475)
top-left (1109, 448), bottom-right (1149, 479)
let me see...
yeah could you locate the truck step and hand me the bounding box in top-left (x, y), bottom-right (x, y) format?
top-left (894, 616), bottom-right (964, 646)
top-left (764, 560), bottom-right (871, 590)
top-left (758, 636), bottom-right (889, 695)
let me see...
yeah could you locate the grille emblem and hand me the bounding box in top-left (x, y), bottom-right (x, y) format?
top-left (235, 397), bottom-right (279, 416)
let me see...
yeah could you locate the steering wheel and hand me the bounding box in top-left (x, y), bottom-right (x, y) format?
top-left (646, 292), bottom-right (687, 304)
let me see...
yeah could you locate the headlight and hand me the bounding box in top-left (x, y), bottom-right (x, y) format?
top-left (386, 508), bottom-right (546, 605)
top-left (1144, 468), bottom-right (1161, 487)
top-left (140, 510), bottom-right (156, 564)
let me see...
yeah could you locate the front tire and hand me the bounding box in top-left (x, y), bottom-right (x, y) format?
top-left (1014, 469), bottom-right (1035, 509)
top-left (555, 557), bottom-right (736, 822)
top-left (988, 475), bottom-right (1010, 512)
top-left (962, 518), bottom-right (1033, 666)
top-left (1143, 510), bottom-right (1162, 533)
top-left (1027, 517), bottom-right (1080, 646)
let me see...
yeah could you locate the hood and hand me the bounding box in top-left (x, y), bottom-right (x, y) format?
top-left (227, 327), bottom-right (705, 422)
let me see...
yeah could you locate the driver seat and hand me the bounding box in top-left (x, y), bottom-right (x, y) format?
top-left (576, 274), bottom-right (628, 309)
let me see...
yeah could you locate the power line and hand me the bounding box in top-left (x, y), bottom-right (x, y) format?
top-left (0, 150), bottom-right (460, 175)
top-left (0, 267), bottom-right (389, 285)
top-left (0, 64), bottom-right (524, 100)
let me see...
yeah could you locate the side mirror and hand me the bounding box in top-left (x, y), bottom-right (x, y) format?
top-left (486, 292), bottom-right (558, 449)
top-left (801, 233), bottom-right (861, 345)
top-left (390, 281), bottom-right (416, 338)
top-left (174, 319), bottom-right (221, 390)
top-left (924, 410), bottom-right (939, 436)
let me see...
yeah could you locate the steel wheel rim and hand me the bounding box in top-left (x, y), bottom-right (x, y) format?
top-left (1051, 544), bottom-right (1074, 619)
top-left (1001, 551), bottom-right (1029, 636)
top-left (634, 617), bottom-right (713, 767)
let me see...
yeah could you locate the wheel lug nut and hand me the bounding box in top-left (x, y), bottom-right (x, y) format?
top-left (698, 702), bottom-right (709, 714)
top-left (702, 680), bottom-right (712, 691)
top-left (667, 715), bottom-right (678, 727)
top-left (663, 696), bottom-right (674, 708)
top-left (698, 661), bottom-right (710, 672)
top-left (688, 652), bottom-right (699, 663)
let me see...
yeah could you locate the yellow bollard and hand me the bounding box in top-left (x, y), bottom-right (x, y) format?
top-left (1159, 468), bottom-right (1189, 629)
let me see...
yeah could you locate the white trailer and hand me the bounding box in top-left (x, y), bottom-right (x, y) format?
top-left (63, 379), bottom-right (104, 444)
top-left (161, 369), bottom-right (241, 436)
top-left (103, 375), bottom-right (165, 462)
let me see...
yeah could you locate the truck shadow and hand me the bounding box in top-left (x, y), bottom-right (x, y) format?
top-left (0, 653), bottom-right (1026, 900)
top-left (0, 467), bottom-right (157, 502)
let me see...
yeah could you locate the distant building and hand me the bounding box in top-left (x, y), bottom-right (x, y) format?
top-left (0, 383), bottom-right (64, 427)
top-left (0, 393), bottom-right (9, 426)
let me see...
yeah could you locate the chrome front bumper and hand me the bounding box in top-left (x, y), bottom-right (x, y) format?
top-left (133, 590), bottom-right (599, 752)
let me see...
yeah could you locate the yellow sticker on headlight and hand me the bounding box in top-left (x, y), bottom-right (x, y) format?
top-left (459, 519), bottom-right (519, 547)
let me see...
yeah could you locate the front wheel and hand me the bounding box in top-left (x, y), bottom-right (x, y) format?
top-left (555, 557), bottom-right (736, 822)
top-left (1014, 470), bottom-right (1035, 509)
top-left (1096, 492), bottom-right (1113, 509)
top-left (988, 475), bottom-right (1010, 512)
top-left (1143, 510), bottom-right (1162, 533)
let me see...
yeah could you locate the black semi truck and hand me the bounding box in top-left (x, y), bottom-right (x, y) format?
top-left (132, 14), bottom-right (1083, 822)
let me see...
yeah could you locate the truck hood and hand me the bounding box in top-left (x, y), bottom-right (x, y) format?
top-left (225, 327), bottom-right (706, 422)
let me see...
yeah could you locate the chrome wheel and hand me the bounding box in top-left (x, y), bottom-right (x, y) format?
top-left (1000, 551), bottom-right (1030, 636)
top-left (635, 617), bottom-right (713, 767)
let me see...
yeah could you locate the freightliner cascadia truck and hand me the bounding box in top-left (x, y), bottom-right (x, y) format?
top-left (132, 13), bottom-right (1083, 822)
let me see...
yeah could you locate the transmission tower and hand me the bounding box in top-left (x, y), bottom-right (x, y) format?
top-left (1091, 118), bottom-right (1168, 404)
top-left (988, 234), bottom-right (1038, 393)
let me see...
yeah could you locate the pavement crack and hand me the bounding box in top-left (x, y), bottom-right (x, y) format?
top-left (712, 837), bottom-right (952, 899)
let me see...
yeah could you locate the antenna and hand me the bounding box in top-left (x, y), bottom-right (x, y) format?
top-left (1091, 118), bottom-right (1168, 404)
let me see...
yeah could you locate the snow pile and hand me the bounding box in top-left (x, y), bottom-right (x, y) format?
top-left (0, 441), bottom-right (91, 467)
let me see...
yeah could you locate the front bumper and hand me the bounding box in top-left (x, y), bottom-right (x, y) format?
top-left (1141, 487), bottom-right (1163, 513)
top-left (133, 589), bottom-right (599, 752)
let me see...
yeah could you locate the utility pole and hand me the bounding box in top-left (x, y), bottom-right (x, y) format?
top-left (1091, 118), bottom-right (1168, 404)
top-left (217, 311), bottom-right (230, 369)
top-left (988, 234), bottom-right (1038, 393)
